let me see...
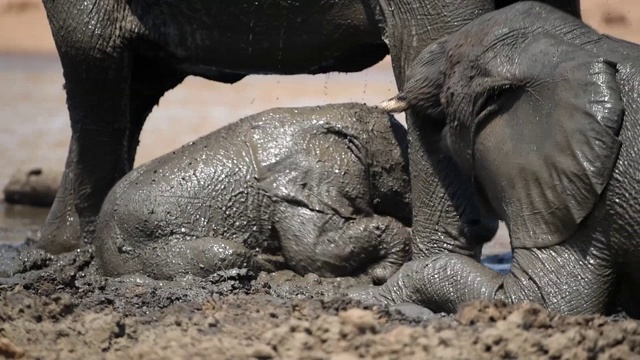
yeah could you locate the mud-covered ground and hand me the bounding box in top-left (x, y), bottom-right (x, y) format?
top-left (0, 242), bottom-right (638, 359)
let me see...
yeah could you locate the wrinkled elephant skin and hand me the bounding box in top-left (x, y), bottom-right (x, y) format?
top-left (95, 103), bottom-right (412, 285)
top-left (359, 2), bottom-right (640, 318)
top-left (39, 0), bottom-right (580, 256)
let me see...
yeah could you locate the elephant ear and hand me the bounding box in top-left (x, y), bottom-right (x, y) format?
top-left (250, 125), bottom-right (369, 220)
top-left (471, 34), bottom-right (624, 249)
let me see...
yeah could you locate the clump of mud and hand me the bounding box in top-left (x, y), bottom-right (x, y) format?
top-left (0, 246), bottom-right (639, 359)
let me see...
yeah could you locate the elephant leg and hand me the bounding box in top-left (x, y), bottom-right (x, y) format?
top-left (360, 215), bottom-right (413, 284)
top-left (274, 204), bottom-right (412, 285)
top-left (125, 57), bottom-right (187, 168)
top-left (372, 0), bottom-right (498, 260)
top-left (97, 236), bottom-right (275, 280)
top-left (351, 238), bottom-right (616, 316)
top-left (124, 57), bottom-right (244, 168)
top-left (37, 152), bottom-right (82, 252)
top-left (349, 254), bottom-right (501, 310)
top-left (38, 50), bottom-right (133, 254)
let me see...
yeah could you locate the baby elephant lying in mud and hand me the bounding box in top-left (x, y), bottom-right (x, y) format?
top-left (95, 103), bottom-right (412, 285)
top-left (357, 2), bottom-right (640, 317)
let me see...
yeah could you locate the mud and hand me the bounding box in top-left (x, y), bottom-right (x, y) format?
top-left (0, 246), bottom-right (637, 359)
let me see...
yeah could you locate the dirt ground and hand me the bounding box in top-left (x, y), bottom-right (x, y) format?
top-left (2, 1), bottom-right (640, 359)
top-left (0, 245), bottom-right (638, 360)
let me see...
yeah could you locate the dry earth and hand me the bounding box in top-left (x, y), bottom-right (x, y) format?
top-left (1, 1), bottom-right (640, 359)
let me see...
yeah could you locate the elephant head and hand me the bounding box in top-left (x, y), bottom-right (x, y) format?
top-left (379, 1), bottom-right (625, 249)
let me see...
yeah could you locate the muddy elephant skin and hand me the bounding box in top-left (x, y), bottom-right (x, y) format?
top-left (94, 103), bottom-right (412, 284)
top-left (359, 2), bottom-right (640, 317)
top-left (39, 0), bottom-right (582, 256)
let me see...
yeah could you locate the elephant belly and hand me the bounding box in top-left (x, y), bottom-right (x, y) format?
top-left (128, 0), bottom-right (385, 75)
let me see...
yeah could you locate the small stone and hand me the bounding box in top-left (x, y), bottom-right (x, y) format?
top-left (248, 344), bottom-right (276, 359)
top-left (0, 337), bottom-right (25, 359)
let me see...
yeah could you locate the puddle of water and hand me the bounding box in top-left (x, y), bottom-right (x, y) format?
top-left (0, 202), bottom-right (48, 244)
top-left (0, 202), bottom-right (48, 228)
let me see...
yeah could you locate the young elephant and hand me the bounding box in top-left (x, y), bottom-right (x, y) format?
top-left (353, 2), bottom-right (640, 316)
top-left (94, 103), bottom-right (412, 285)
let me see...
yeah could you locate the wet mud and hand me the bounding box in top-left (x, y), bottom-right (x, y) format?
top-left (0, 244), bottom-right (638, 359)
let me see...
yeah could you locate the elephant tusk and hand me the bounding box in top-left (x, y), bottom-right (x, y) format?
top-left (376, 97), bottom-right (410, 113)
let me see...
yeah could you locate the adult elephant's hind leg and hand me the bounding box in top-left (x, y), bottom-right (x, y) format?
top-left (37, 142), bottom-right (82, 252)
top-left (38, 49), bottom-right (133, 254)
top-left (124, 58), bottom-right (245, 169)
top-left (125, 57), bottom-right (187, 168)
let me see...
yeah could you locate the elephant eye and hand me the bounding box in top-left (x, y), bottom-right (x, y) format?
top-left (474, 89), bottom-right (500, 119)
top-left (473, 85), bottom-right (515, 124)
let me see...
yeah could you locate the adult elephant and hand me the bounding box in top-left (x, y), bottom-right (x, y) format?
top-left (39, 0), bottom-right (580, 253)
top-left (357, 1), bottom-right (640, 317)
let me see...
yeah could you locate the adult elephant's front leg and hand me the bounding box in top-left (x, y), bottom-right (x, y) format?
top-left (375, 0), bottom-right (498, 259)
top-left (38, 0), bottom-right (139, 253)
top-left (38, 50), bottom-right (133, 254)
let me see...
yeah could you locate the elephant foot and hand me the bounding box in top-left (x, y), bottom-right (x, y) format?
top-left (37, 192), bottom-right (83, 254)
top-left (345, 284), bottom-right (388, 306)
top-left (346, 286), bottom-right (439, 322)
top-left (367, 261), bottom-right (404, 286)
top-left (388, 303), bottom-right (439, 322)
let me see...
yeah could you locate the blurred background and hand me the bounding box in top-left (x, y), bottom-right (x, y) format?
top-left (0, 0), bottom-right (638, 249)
